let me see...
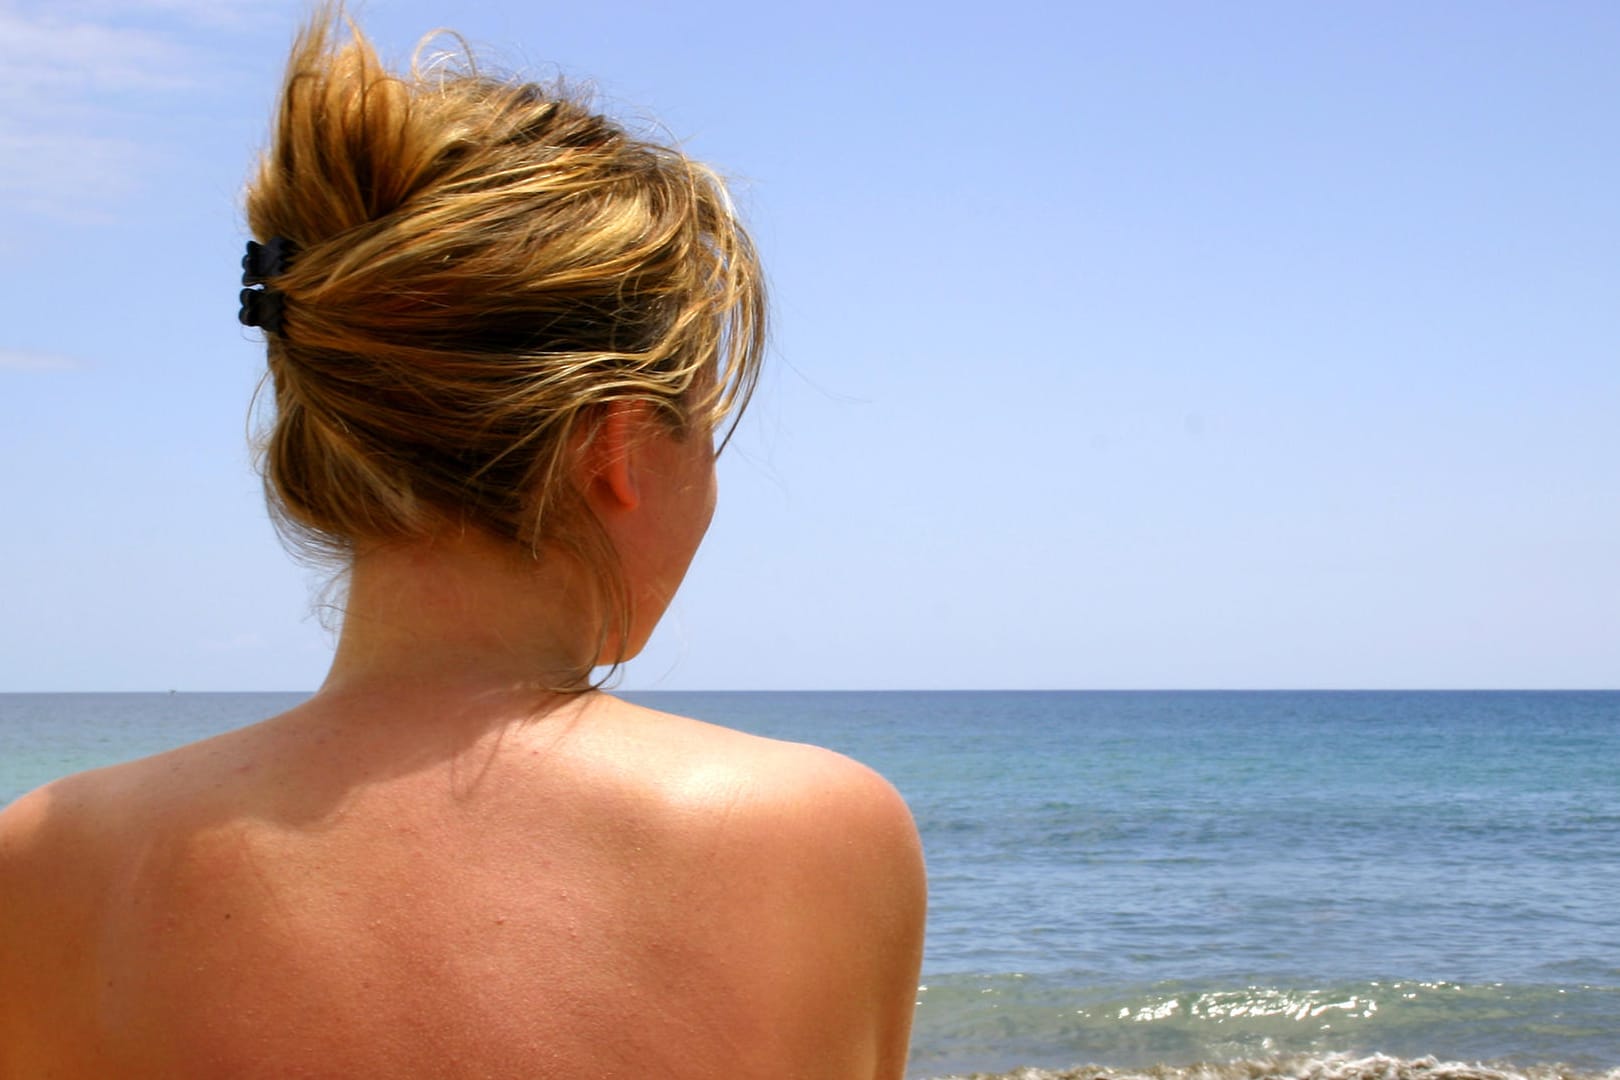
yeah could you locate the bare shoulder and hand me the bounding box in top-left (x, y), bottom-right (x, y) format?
top-left (0, 730), bottom-right (238, 879)
top-left (599, 694), bottom-right (922, 861)
top-left (0, 769), bottom-right (110, 922)
top-left (564, 691), bottom-right (926, 944)
top-left (0, 783), bottom-right (53, 954)
top-left (0, 780), bottom-right (55, 873)
top-left (0, 753), bottom-right (173, 942)
top-left (0, 730), bottom-right (256, 966)
top-left (593, 696), bottom-right (927, 1079)
top-left (0, 770), bottom-right (117, 1073)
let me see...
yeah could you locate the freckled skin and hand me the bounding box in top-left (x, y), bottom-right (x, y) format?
top-left (0, 415), bottom-right (926, 1079)
top-left (0, 694), bottom-right (925, 1079)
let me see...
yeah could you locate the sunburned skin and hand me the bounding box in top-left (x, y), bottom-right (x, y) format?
top-left (0, 689), bottom-right (926, 1079)
top-left (0, 409), bottom-right (927, 1078)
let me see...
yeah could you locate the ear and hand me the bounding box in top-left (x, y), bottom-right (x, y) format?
top-left (576, 401), bottom-right (643, 514)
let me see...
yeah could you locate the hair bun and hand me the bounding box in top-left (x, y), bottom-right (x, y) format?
top-left (242, 4), bottom-right (764, 677)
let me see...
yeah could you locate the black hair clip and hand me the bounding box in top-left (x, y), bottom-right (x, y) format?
top-left (240, 236), bottom-right (297, 333)
top-left (239, 287), bottom-right (287, 334)
top-left (242, 237), bottom-right (297, 285)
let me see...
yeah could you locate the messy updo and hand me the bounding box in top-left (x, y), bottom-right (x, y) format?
top-left (242, 8), bottom-right (764, 659)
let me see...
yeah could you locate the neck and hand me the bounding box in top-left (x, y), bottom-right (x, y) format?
top-left (318, 531), bottom-right (603, 704)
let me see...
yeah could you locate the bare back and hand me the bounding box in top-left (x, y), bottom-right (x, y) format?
top-left (0, 693), bottom-right (926, 1079)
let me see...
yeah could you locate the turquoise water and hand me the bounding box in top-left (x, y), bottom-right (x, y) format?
top-left (3, 690), bottom-right (1617, 1078)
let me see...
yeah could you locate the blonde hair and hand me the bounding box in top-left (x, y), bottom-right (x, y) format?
top-left (243, 8), bottom-right (765, 674)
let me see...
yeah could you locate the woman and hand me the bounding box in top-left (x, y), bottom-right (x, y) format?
top-left (0, 10), bottom-right (926, 1079)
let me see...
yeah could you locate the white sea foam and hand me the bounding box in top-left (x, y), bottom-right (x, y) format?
top-left (924, 1052), bottom-right (1620, 1080)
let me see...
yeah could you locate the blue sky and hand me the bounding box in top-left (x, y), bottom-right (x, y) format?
top-left (2, 0), bottom-right (1615, 691)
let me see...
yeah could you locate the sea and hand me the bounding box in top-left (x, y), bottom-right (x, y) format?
top-left (2, 689), bottom-right (1617, 1080)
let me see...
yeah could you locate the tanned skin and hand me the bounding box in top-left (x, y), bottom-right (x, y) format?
top-left (0, 409), bottom-right (927, 1079)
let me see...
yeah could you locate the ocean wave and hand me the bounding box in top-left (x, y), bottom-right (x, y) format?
top-left (908, 976), bottom-right (1620, 1077)
top-left (922, 1052), bottom-right (1620, 1080)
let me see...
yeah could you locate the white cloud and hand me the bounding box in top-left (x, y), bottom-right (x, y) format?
top-left (0, 7), bottom-right (195, 94)
top-left (0, 0), bottom-right (275, 216)
top-left (0, 348), bottom-right (86, 371)
top-left (0, 130), bottom-right (146, 215)
top-left (46, 0), bottom-right (279, 32)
